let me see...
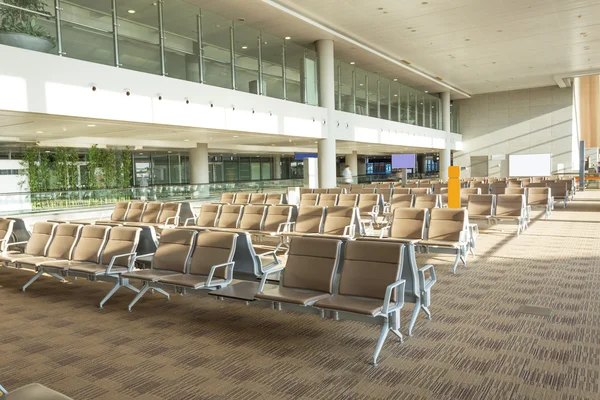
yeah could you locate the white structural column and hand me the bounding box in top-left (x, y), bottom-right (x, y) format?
top-left (346, 151), bottom-right (358, 177)
top-left (316, 39), bottom-right (337, 188)
top-left (189, 143), bottom-right (209, 184)
top-left (273, 154), bottom-right (282, 179)
top-left (440, 91), bottom-right (452, 182)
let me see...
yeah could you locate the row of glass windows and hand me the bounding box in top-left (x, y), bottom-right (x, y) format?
top-left (8, 0), bottom-right (459, 132)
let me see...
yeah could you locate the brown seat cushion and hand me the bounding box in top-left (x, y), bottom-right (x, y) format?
top-left (39, 260), bottom-right (94, 271)
top-left (68, 263), bottom-right (127, 275)
top-left (314, 295), bottom-right (390, 316)
top-left (121, 270), bottom-right (182, 281)
top-left (255, 285), bottom-right (331, 305)
top-left (156, 274), bottom-right (224, 289)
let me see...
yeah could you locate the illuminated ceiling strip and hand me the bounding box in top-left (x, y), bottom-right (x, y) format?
top-left (262, 0), bottom-right (471, 98)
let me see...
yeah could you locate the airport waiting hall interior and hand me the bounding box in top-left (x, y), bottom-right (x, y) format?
top-left (1, 0), bottom-right (600, 399)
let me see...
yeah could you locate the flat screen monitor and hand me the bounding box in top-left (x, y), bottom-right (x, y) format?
top-left (294, 153), bottom-right (318, 160)
top-left (392, 154), bottom-right (416, 169)
top-left (508, 154), bottom-right (552, 177)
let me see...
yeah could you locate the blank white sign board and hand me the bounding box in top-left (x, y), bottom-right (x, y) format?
top-left (509, 154), bottom-right (552, 177)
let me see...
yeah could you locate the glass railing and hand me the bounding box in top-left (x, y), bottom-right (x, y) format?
top-left (0, 178), bottom-right (304, 215)
top-left (338, 173), bottom-right (441, 185)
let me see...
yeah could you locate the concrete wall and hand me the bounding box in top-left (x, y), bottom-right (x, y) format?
top-left (454, 86), bottom-right (574, 177)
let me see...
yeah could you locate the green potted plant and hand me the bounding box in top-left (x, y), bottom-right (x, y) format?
top-left (0, 0), bottom-right (55, 52)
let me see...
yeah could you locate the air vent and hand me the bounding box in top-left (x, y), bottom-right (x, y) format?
top-left (400, 60), bottom-right (411, 65)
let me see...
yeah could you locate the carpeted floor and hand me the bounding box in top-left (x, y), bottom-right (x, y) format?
top-left (2, 191), bottom-right (600, 399)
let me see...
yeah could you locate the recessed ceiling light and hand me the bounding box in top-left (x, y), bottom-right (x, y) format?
top-left (168, 151), bottom-right (172, 154)
top-left (350, 62), bottom-right (355, 65)
top-left (393, 78), bottom-right (398, 81)
top-left (285, 36), bottom-right (291, 40)
top-left (425, 91), bottom-right (429, 93)
top-left (139, 153), bottom-right (144, 155)
top-left (394, 94), bottom-right (398, 97)
top-left (241, 46), bottom-right (248, 49)
top-left (233, 135), bottom-right (239, 138)
top-left (128, 9), bottom-right (135, 14)
top-left (36, 130), bottom-right (43, 134)
top-left (45, 150), bottom-right (50, 153)
top-left (184, 139), bottom-right (190, 142)
top-left (87, 124), bottom-right (96, 127)
top-left (359, 83), bottom-right (364, 86)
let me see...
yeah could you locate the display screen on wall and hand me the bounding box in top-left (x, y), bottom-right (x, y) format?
top-left (294, 153), bottom-right (318, 160)
top-left (391, 154), bottom-right (416, 169)
top-left (508, 154), bottom-right (552, 177)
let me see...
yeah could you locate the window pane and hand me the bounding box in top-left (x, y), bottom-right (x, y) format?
top-left (355, 68), bottom-right (367, 115)
top-left (163, 0), bottom-right (200, 82)
top-left (61, 0), bottom-right (114, 66)
top-left (202, 11), bottom-right (232, 89)
top-left (340, 62), bottom-right (354, 113)
top-left (284, 43), bottom-right (304, 103)
top-left (304, 49), bottom-right (319, 106)
top-left (379, 77), bottom-right (390, 120)
top-left (367, 72), bottom-right (378, 117)
top-left (234, 23), bottom-right (260, 93)
top-left (117, 1), bottom-right (160, 75)
top-left (261, 33), bottom-right (284, 100)
top-left (152, 154), bottom-right (169, 184)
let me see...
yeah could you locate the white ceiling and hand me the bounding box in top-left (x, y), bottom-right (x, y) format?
top-left (185, 0), bottom-right (600, 95)
top-left (0, 111), bottom-right (428, 155)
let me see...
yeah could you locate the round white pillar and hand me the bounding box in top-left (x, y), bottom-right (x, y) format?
top-left (273, 154), bottom-right (281, 179)
top-left (346, 151), bottom-right (358, 180)
top-left (189, 143), bottom-right (209, 184)
top-left (440, 92), bottom-right (452, 181)
top-left (316, 39), bottom-right (337, 188)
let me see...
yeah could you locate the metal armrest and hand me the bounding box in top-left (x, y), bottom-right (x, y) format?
top-left (163, 216), bottom-right (180, 227)
top-left (258, 266), bottom-right (285, 292)
top-left (184, 217), bottom-right (197, 226)
top-left (277, 221), bottom-right (295, 234)
top-left (379, 226), bottom-right (389, 239)
top-left (206, 261), bottom-right (235, 287)
top-left (107, 252), bottom-right (137, 274)
top-left (342, 224), bottom-right (356, 237)
top-left (382, 279), bottom-right (406, 314)
top-left (418, 264), bottom-right (436, 291)
top-left (371, 205), bottom-right (380, 215)
top-left (7, 241), bottom-right (28, 248)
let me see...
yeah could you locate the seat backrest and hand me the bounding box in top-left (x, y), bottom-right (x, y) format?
top-left (111, 201), bottom-right (130, 222)
top-left (263, 205), bottom-right (293, 232)
top-left (24, 222), bottom-right (58, 256)
top-left (300, 188), bottom-right (313, 195)
top-left (313, 188), bottom-right (328, 194)
top-left (427, 208), bottom-right (467, 242)
top-left (550, 181), bottom-right (568, 196)
top-left (560, 179), bottom-right (574, 191)
top-left (153, 228), bottom-right (196, 272)
top-left (433, 184), bottom-right (448, 194)
top-left (461, 188), bottom-right (481, 205)
top-left (125, 202), bottom-right (146, 222)
top-left (406, 183), bottom-right (419, 188)
top-left (474, 182), bottom-right (490, 193)
top-left (467, 194), bottom-right (495, 216)
top-left (357, 194), bottom-right (381, 214)
top-left (322, 206), bottom-right (355, 235)
top-left (189, 231), bottom-right (237, 279)
top-left (0, 218), bottom-right (14, 251)
top-left (390, 194), bottom-right (414, 211)
top-left (505, 188), bottom-right (525, 195)
top-left (295, 206), bottom-right (326, 233)
top-left (72, 225), bottom-right (111, 263)
top-left (508, 179), bottom-right (523, 188)
top-left (220, 193), bottom-right (235, 203)
top-left (390, 208), bottom-right (427, 240)
top-left (45, 224), bottom-right (82, 259)
top-left (412, 188), bottom-right (431, 195)
top-left (282, 237), bottom-right (342, 293)
top-left (393, 188), bottom-right (411, 195)
top-left (318, 194), bottom-right (338, 207)
top-left (239, 205), bottom-right (268, 230)
top-left (414, 194), bottom-right (440, 210)
top-left (265, 193), bottom-right (283, 205)
top-left (327, 188), bottom-right (343, 194)
top-left (520, 178), bottom-right (531, 187)
top-left (158, 202), bottom-right (181, 224)
top-left (250, 193), bottom-right (267, 204)
top-left (496, 194), bottom-right (525, 217)
top-left (196, 204), bottom-right (221, 227)
top-left (338, 194), bottom-right (358, 207)
top-left (339, 241), bottom-right (403, 301)
top-left (141, 202), bottom-right (163, 223)
top-left (101, 226), bottom-right (141, 267)
top-left (217, 205), bottom-right (244, 229)
top-left (528, 182), bottom-right (548, 188)
top-left (490, 185), bottom-right (506, 195)
top-left (233, 193), bottom-right (250, 204)
top-left (528, 187), bottom-right (550, 205)
top-left (300, 193), bottom-right (319, 207)
top-left (338, 184), bottom-right (351, 191)
top-left (358, 188), bottom-right (376, 194)
top-left (377, 188), bottom-right (392, 202)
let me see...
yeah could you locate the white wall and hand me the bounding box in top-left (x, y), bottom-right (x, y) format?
top-left (0, 45), bottom-right (460, 151)
top-left (454, 86), bottom-right (574, 177)
top-left (0, 160), bottom-right (31, 212)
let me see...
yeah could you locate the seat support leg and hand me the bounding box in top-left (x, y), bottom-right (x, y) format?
top-left (371, 318), bottom-right (390, 367)
top-left (408, 298), bottom-right (421, 337)
top-left (48, 272), bottom-right (66, 282)
top-left (99, 281), bottom-right (121, 309)
top-left (390, 310), bottom-right (404, 343)
top-left (452, 252), bottom-right (460, 274)
top-left (421, 305), bottom-right (432, 319)
top-left (128, 284), bottom-right (151, 312)
top-left (22, 270), bottom-right (44, 292)
top-left (153, 287), bottom-right (171, 300)
top-left (122, 278), bottom-right (140, 294)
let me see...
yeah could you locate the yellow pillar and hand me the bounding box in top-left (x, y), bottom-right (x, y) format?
top-left (448, 166), bottom-right (461, 208)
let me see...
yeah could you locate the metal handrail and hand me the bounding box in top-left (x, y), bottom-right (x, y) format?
top-left (0, 1), bottom-right (54, 18)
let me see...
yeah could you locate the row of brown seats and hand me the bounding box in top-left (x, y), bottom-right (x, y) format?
top-left (97, 201), bottom-right (183, 231)
top-left (299, 188), bottom-right (346, 195)
top-left (0, 222), bottom-right (143, 308)
top-left (217, 192), bottom-right (284, 205)
top-left (467, 194), bottom-right (528, 235)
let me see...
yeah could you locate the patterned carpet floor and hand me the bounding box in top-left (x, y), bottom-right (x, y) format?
top-left (2, 191), bottom-right (600, 399)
